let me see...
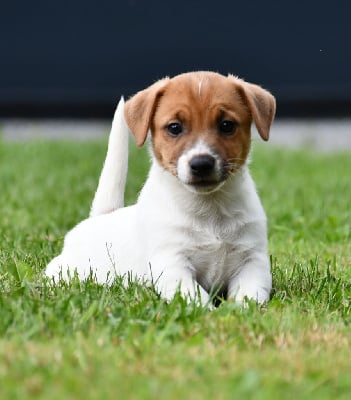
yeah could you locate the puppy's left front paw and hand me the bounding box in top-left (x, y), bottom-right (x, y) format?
top-left (228, 284), bottom-right (271, 305)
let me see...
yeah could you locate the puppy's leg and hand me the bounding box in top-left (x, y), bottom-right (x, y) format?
top-left (227, 253), bottom-right (272, 304)
top-left (90, 97), bottom-right (130, 217)
top-left (148, 254), bottom-right (211, 306)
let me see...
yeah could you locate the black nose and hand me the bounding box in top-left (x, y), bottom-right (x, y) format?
top-left (189, 155), bottom-right (215, 177)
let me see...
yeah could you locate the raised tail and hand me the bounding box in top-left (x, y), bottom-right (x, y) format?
top-left (90, 97), bottom-right (129, 217)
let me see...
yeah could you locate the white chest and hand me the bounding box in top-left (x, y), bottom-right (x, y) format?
top-left (182, 220), bottom-right (244, 292)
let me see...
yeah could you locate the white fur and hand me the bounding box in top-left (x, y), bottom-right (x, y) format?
top-left (198, 79), bottom-right (203, 97)
top-left (46, 100), bottom-right (272, 306)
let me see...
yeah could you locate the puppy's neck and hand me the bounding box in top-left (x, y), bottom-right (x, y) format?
top-left (146, 157), bottom-right (249, 219)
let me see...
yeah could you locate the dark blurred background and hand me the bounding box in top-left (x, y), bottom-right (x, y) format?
top-left (1, 0), bottom-right (350, 118)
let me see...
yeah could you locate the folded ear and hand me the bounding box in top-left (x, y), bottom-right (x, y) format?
top-left (124, 78), bottom-right (170, 146)
top-left (229, 75), bottom-right (276, 141)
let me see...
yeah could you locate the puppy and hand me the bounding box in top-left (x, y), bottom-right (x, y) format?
top-left (46, 71), bottom-right (276, 305)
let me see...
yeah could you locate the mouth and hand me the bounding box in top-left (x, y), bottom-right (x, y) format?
top-left (184, 178), bottom-right (226, 194)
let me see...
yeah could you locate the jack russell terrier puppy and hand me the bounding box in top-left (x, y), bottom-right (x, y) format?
top-left (46, 71), bottom-right (276, 306)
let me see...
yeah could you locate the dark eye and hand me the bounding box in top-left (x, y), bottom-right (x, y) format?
top-left (167, 122), bottom-right (183, 137)
top-left (219, 120), bottom-right (237, 136)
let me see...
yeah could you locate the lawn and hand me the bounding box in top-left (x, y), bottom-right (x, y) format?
top-left (0, 137), bottom-right (350, 399)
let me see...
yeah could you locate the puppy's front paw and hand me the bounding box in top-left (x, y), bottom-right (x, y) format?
top-left (228, 283), bottom-right (271, 305)
top-left (156, 278), bottom-right (212, 308)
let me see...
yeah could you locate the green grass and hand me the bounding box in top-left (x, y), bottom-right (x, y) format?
top-left (0, 137), bottom-right (350, 399)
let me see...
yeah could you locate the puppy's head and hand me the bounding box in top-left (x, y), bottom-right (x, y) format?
top-left (125, 71), bottom-right (275, 194)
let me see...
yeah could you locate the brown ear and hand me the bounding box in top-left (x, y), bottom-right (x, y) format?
top-left (229, 75), bottom-right (276, 141)
top-left (124, 78), bottom-right (169, 146)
